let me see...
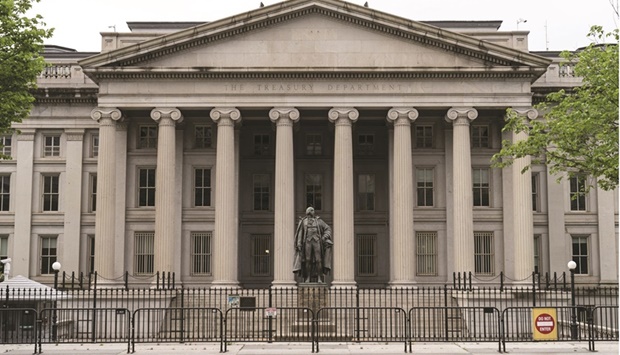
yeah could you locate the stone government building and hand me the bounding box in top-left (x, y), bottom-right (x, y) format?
top-left (1, 0), bottom-right (617, 288)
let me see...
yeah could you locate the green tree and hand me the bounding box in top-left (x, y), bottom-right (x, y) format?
top-left (493, 26), bottom-right (619, 191)
top-left (0, 0), bottom-right (52, 141)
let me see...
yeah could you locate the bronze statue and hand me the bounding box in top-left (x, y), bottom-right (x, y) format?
top-left (293, 207), bottom-right (332, 283)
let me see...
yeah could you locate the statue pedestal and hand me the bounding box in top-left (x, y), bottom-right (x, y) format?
top-left (291, 283), bottom-right (335, 334)
top-left (297, 283), bottom-right (329, 315)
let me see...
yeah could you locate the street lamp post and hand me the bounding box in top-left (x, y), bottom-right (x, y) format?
top-left (567, 260), bottom-right (578, 340)
top-left (51, 261), bottom-right (61, 342)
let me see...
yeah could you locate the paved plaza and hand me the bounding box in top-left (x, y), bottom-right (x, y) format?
top-left (0, 342), bottom-right (618, 354)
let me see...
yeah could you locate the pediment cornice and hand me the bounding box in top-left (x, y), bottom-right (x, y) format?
top-left (87, 66), bottom-right (540, 81)
top-left (79, 0), bottom-right (551, 75)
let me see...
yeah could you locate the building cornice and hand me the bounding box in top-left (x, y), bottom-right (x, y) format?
top-left (85, 67), bottom-right (541, 81)
top-left (33, 88), bottom-right (99, 105)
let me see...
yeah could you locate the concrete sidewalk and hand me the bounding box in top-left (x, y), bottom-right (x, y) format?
top-left (0, 342), bottom-right (618, 354)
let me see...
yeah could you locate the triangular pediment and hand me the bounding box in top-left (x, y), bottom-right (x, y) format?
top-left (80, 0), bottom-right (550, 80)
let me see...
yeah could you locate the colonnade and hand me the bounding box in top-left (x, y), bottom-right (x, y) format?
top-left (91, 106), bottom-right (536, 288)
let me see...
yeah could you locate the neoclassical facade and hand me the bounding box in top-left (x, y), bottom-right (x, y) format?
top-left (0, 0), bottom-right (617, 288)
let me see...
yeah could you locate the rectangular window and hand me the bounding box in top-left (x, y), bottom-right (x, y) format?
top-left (253, 174), bottom-right (270, 211)
top-left (571, 236), bottom-right (589, 275)
top-left (191, 232), bottom-right (212, 275)
top-left (532, 173), bottom-right (540, 212)
top-left (43, 135), bottom-right (61, 157)
top-left (416, 232), bottom-right (437, 276)
top-left (570, 175), bottom-right (587, 211)
top-left (89, 174), bottom-right (97, 213)
top-left (138, 125), bottom-right (157, 149)
top-left (0, 175), bottom-right (9, 211)
top-left (357, 174), bottom-right (375, 211)
top-left (534, 234), bottom-right (542, 273)
top-left (473, 168), bottom-right (490, 207)
top-left (134, 232), bottom-right (154, 275)
top-left (42, 174), bottom-right (59, 211)
top-left (194, 168), bottom-right (211, 207)
top-left (0, 236), bottom-right (7, 276)
top-left (138, 168), bottom-right (156, 207)
top-left (474, 232), bottom-right (494, 275)
top-left (91, 134), bottom-right (99, 158)
top-left (252, 234), bottom-right (271, 276)
top-left (471, 126), bottom-right (490, 148)
top-left (358, 134), bottom-right (374, 155)
top-left (40, 236), bottom-right (57, 275)
top-left (254, 134), bottom-right (270, 156)
top-left (416, 168), bottom-right (434, 207)
top-left (0, 135), bottom-right (12, 157)
top-left (415, 126), bottom-right (433, 149)
top-left (306, 134), bottom-right (322, 156)
top-left (194, 125), bottom-right (212, 149)
top-left (88, 235), bottom-right (95, 274)
top-left (305, 174), bottom-right (323, 210)
top-left (357, 234), bottom-right (376, 276)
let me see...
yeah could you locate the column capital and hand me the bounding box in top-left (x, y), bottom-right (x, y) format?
top-left (328, 107), bottom-right (359, 124)
top-left (151, 107), bottom-right (184, 125)
top-left (269, 108), bottom-right (300, 124)
top-left (511, 107), bottom-right (539, 120)
top-left (91, 108), bottom-right (123, 123)
top-left (445, 107), bottom-right (478, 124)
top-left (387, 107), bottom-right (419, 124)
top-left (210, 107), bottom-right (242, 125)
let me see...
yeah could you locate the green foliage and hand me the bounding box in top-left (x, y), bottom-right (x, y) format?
top-left (493, 26), bottom-right (619, 191)
top-left (0, 0), bottom-right (53, 138)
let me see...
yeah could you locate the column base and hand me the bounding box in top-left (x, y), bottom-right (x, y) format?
top-left (92, 280), bottom-right (125, 289)
top-left (388, 281), bottom-right (418, 289)
top-left (271, 280), bottom-right (298, 289)
top-left (330, 281), bottom-right (357, 289)
top-left (210, 280), bottom-right (241, 289)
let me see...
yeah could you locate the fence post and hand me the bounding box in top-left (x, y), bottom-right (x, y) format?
top-left (92, 273), bottom-right (98, 343)
top-left (562, 272), bottom-right (567, 290)
top-left (356, 287), bottom-right (360, 343)
top-left (156, 271), bottom-right (160, 290)
top-left (35, 317), bottom-right (43, 354)
top-left (587, 307), bottom-right (595, 352)
top-left (532, 271), bottom-right (536, 307)
top-left (180, 287), bottom-right (185, 344)
top-left (468, 272), bottom-right (472, 291)
top-left (268, 287), bottom-right (273, 344)
top-left (500, 272), bottom-right (504, 292)
top-left (444, 284), bottom-right (449, 342)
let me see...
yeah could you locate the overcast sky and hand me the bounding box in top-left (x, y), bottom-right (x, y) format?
top-left (30, 0), bottom-right (618, 53)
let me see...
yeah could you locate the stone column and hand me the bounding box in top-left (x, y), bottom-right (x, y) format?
top-left (269, 108), bottom-right (300, 288)
top-left (12, 130), bottom-right (35, 277)
top-left (328, 107), bottom-right (359, 288)
top-left (445, 107), bottom-right (478, 274)
top-left (509, 108), bottom-right (537, 280)
top-left (63, 129), bottom-right (84, 273)
top-left (387, 108), bottom-right (418, 287)
top-left (151, 108), bottom-right (183, 275)
top-left (596, 187), bottom-right (617, 283)
top-left (113, 123), bottom-right (128, 278)
top-left (91, 108), bottom-right (123, 280)
top-left (210, 108), bottom-right (241, 288)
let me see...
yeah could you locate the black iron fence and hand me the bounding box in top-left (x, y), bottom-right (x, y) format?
top-left (0, 285), bottom-right (617, 353)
